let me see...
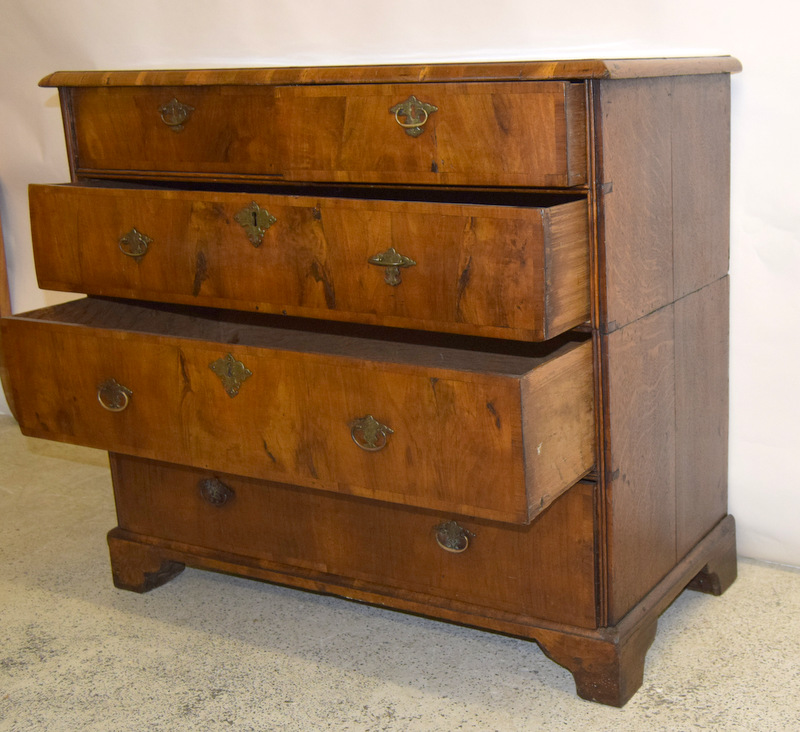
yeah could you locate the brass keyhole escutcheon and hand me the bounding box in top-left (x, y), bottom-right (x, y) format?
top-left (209, 353), bottom-right (253, 397)
top-left (234, 201), bottom-right (277, 247)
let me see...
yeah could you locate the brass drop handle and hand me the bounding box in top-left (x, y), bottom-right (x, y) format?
top-left (434, 521), bottom-right (474, 554)
top-left (350, 415), bottom-right (393, 451)
top-left (396, 107), bottom-right (429, 128)
top-left (368, 247), bottom-right (416, 286)
top-left (158, 98), bottom-right (195, 131)
top-left (199, 477), bottom-right (235, 507)
top-left (97, 378), bottom-right (132, 412)
top-left (119, 228), bottom-right (152, 259)
top-left (389, 95), bottom-right (438, 137)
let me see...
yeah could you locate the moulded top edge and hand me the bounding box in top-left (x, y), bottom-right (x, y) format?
top-left (38, 56), bottom-right (742, 88)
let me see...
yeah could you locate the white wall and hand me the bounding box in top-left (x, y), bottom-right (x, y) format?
top-left (1, 0), bottom-right (798, 567)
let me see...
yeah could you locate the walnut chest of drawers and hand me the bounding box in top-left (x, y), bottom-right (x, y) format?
top-left (0, 57), bottom-right (740, 706)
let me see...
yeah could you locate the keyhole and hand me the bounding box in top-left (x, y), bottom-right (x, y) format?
top-left (252, 212), bottom-right (259, 228)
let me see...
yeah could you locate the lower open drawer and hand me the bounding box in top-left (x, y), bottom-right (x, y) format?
top-left (1, 297), bottom-right (594, 523)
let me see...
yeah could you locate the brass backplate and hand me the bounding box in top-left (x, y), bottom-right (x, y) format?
top-left (158, 98), bottom-right (194, 131)
top-left (350, 414), bottom-right (394, 451)
top-left (368, 247), bottom-right (416, 286)
top-left (118, 228), bottom-right (152, 258)
top-left (389, 95), bottom-right (438, 137)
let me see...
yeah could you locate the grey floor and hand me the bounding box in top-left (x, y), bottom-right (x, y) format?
top-left (1, 414), bottom-right (799, 731)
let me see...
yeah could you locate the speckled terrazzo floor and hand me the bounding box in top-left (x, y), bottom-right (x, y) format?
top-left (1, 414), bottom-right (799, 731)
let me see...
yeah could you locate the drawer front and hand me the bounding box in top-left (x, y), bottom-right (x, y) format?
top-left (67, 81), bottom-right (586, 187)
top-left (111, 455), bottom-right (599, 629)
top-left (1, 299), bottom-right (595, 524)
top-left (30, 184), bottom-right (590, 341)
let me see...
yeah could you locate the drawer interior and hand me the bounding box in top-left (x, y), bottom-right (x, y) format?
top-left (11, 296), bottom-right (588, 369)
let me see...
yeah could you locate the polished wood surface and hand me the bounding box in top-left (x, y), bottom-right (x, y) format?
top-left (674, 278), bottom-right (729, 557)
top-left (40, 57), bottom-right (742, 88)
top-left (594, 74), bottom-right (731, 331)
top-left (67, 81), bottom-right (586, 187)
top-left (30, 184), bottom-right (590, 340)
top-left (604, 305), bottom-right (677, 621)
top-left (591, 73), bottom-right (733, 621)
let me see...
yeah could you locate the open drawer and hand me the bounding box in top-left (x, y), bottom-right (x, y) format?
top-left (1, 297), bottom-right (594, 523)
top-left (30, 183), bottom-right (590, 341)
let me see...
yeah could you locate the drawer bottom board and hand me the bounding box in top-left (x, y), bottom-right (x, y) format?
top-left (109, 454), bottom-right (599, 629)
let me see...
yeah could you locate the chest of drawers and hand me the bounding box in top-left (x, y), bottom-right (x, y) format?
top-left (0, 57), bottom-right (740, 706)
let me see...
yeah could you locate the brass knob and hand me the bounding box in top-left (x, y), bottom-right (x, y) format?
top-left (434, 521), bottom-right (474, 553)
top-left (350, 415), bottom-right (393, 451)
top-left (119, 228), bottom-right (152, 258)
top-left (158, 98), bottom-right (194, 131)
top-left (199, 477), bottom-right (235, 506)
top-left (97, 378), bottom-right (132, 412)
top-left (389, 95), bottom-right (438, 137)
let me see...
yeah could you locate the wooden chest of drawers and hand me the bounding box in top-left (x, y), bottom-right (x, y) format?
top-left (0, 57), bottom-right (740, 706)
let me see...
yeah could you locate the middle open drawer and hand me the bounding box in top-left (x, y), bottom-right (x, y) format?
top-left (30, 184), bottom-right (589, 342)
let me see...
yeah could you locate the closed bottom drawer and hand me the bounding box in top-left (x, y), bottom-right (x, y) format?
top-left (111, 454), bottom-right (599, 629)
top-left (1, 298), bottom-right (594, 524)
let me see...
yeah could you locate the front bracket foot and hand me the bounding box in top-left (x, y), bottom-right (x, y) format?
top-left (107, 528), bottom-right (185, 593)
top-left (536, 618), bottom-right (658, 707)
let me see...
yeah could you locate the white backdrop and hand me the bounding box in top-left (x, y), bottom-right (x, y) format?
top-left (1, 0), bottom-right (798, 567)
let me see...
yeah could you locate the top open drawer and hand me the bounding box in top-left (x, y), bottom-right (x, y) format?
top-left (58, 81), bottom-right (587, 188)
